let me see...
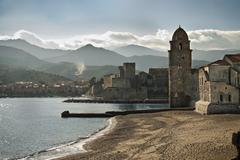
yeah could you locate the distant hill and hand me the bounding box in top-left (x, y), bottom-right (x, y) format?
top-left (46, 44), bottom-right (126, 65)
top-left (1, 41), bottom-right (237, 80)
top-left (40, 62), bottom-right (80, 80)
top-left (128, 55), bottom-right (209, 71)
top-left (77, 65), bottom-right (119, 80)
top-left (0, 46), bottom-right (80, 79)
top-left (0, 65), bottom-right (69, 84)
top-left (1, 39), bottom-right (240, 63)
top-left (114, 44), bottom-right (167, 57)
top-left (45, 44), bottom-right (208, 70)
top-left (128, 55), bottom-right (168, 71)
top-left (192, 49), bottom-right (240, 62)
top-left (0, 39), bottom-right (68, 59)
top-left (0, 46), bottom-right (49, 69)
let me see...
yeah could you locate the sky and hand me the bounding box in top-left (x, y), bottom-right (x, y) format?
top-left (0, 0), bottom-right (240, 50)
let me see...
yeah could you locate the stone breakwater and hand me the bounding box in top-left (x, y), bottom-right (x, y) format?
top-left (61, 108), bottom-right (195, 118)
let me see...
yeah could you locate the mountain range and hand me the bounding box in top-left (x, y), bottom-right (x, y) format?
top-left (0, 39), bottom-right (239, 83)
top-left (114, 44), bottom-right (167, 57)
top-left (0, 39), bottom-right (67, 59)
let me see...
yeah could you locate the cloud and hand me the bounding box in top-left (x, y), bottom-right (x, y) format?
top-left (0, 30), bottom-right (61, 49)
top-left (188, 29), bottom-right (240, 50)
top-left (1, 29), bottom-right (240, 51)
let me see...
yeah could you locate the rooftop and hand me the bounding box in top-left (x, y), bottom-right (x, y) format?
top-left (208, 59), bottom-right (229, 66)
top-left (224, 54), bottom-right (240, 63)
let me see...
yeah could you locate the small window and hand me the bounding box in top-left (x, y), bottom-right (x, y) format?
top-left (228, 94), bottom-right (231, 102)
top-left (179, 43), bottom-right (183, 50)
top-left (220, 94), bottom-right (223, 102)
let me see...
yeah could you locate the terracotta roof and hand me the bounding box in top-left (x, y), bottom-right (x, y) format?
top-left (208, 59), bottom-right (229, 66)
top-left (224, 54), bottom-right (240, 63)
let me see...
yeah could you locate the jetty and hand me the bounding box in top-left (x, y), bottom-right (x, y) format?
top-left (63, 98), bottom-right (169, 104)
top-left (61, 108), bottom-right (194, 118)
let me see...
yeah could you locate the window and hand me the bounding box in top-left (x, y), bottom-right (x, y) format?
top-left (220, 94), bottom-right (223, 102)
top-left (179, 43), bottom-right (183, 50)
top-left (228, 94), bottom-right (231, 102)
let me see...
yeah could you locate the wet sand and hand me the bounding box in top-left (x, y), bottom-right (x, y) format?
top-left (56, 111), bottom-right (240, 160)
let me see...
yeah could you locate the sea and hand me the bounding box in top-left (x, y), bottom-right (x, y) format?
top-left (0, 98), bottom-right (169, 160)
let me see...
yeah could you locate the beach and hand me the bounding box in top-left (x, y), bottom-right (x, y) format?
top-left (56, 111), bottom-right (240, 160)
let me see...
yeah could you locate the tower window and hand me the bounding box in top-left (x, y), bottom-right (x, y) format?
top-left (220, 94), bottom-right (223, 102)
top-left (179, 43), bottom-right (183, 50)
top-left (228, 94), bottom-right (231, 102)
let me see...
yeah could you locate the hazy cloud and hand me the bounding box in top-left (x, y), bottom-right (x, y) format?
top-left (1, 29), bottom-right (240, 51)
top-left (189, 29), bottom-right (240, 50)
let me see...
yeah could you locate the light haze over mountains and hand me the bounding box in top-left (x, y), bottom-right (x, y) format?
top-left (0, 38), bottom-right (240, 83)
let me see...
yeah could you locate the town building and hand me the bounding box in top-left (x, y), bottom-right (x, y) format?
top-left (195, 55), bottom-right (240, 114)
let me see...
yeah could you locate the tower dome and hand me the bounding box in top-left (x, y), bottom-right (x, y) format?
top-left (172, 26), bottom-right (189, 41)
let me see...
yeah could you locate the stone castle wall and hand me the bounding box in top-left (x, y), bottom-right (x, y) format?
top-left (103, 87), bottom-right (147, 100)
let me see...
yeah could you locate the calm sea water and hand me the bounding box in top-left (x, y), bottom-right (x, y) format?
top-left (0, 98), bottom-right (169, 159)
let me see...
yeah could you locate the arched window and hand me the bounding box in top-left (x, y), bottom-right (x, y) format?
top-left (179, 43), bottom-right (183, 50)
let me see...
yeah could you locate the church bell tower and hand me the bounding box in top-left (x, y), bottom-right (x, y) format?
top-left (169, 26), bottom-right (192, 108)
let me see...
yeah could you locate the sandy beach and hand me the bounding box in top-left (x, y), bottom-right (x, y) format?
top-left (56, 111), bottom-right (240, 160)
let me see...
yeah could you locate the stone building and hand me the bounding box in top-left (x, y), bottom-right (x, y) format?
top-left (91, 62), bottom-right (169, 100)
top-left (102, 62), bottom-right (146, 100)
top-left (148, 68), bottom-right (168, 99)
top-left (195, 55), bottom-right (240, 114)
top-left (168, 27), bottom-right (193, 107)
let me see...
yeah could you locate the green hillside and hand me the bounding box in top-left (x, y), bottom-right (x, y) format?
top-left (0, 45), bottom-right (49, 69)
top-left (0, 65), bottom-right (70, 84)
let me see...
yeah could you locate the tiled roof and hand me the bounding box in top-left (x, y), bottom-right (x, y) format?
top-left (209, 59), bottom-right (229, 66)
top-left (225, 54), bottom-right (240, 63)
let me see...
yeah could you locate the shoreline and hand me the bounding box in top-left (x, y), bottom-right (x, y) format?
top-left (56, 111), bottom-right (240, 160)
top-left (73, 117), bottom-right (117, 153)
top-left (19, 118), bottom-right (116, 160)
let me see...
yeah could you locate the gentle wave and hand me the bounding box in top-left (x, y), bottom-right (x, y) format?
top-left (18, 118), bottom-right (115, 160)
